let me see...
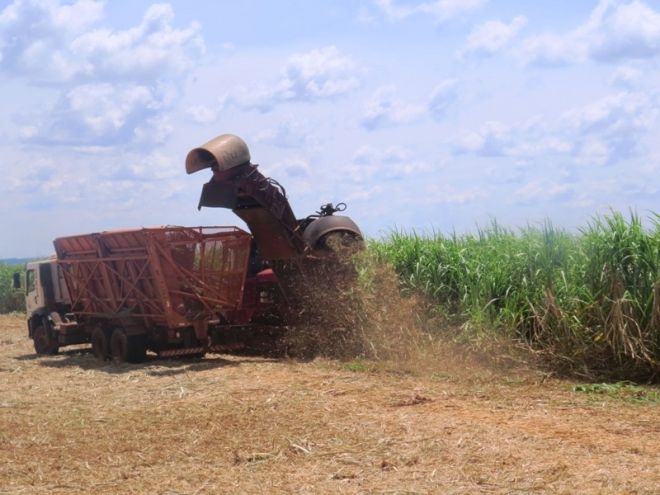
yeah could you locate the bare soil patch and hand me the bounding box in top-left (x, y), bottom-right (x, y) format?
top-left (1, 313), bottom-right (658, 494)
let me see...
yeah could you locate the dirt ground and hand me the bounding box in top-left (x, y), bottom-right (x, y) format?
top-left (0, 313), bottom-right (658, 494)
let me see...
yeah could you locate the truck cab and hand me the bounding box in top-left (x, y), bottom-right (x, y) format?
top-left (22, 259), bottom-right (74, 354)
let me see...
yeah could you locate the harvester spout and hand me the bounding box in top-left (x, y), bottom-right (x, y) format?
top-left (185, 134), bottom-right (251, 174)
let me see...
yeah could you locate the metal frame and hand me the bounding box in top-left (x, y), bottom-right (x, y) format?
top-left (54, 226), bottom-right (251, 329)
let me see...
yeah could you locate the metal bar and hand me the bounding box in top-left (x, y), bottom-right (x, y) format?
top-left (123, 259), bottom-right (161, 327)
top-left (144, 232), bottom-right (176, 325)
top-left (66, 261), bottom-right (115, 314)
top-left (58, 255), bottom-right (149, 263)
top-left (92, 235), bottom-right (121, 312)
top-left (168, 290), bottom-right (232, 307)
top-left (73, 311), bottom-right (164, 318)
top-left (102, 259), bottom-right (153, 311)
top-left (153, 241), bottom-right (234, 308)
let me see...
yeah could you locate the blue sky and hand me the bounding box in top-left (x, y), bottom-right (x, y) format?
top-left (1, 0), bottom-right (659, 257)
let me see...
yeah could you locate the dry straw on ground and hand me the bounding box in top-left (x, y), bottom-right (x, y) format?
top-left (1, 309), bottom-right (659, 494)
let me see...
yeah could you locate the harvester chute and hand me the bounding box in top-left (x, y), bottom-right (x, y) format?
top-left (185, 133), bottom-right (362, 261)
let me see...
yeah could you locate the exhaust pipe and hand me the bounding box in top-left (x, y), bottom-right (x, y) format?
top-left (185, 134), bottom-right (251, 174)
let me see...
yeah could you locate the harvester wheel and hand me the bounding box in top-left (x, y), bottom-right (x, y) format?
top-left (33, 322), bottom-right (59, 355)
top-left (110, 329), bottom-right (147, 363)
top-left (90, 327), bottom-right (111, 361)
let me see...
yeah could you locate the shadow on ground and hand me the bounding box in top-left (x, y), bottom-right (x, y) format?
top-left (14, 348), bottom-right (280, 376)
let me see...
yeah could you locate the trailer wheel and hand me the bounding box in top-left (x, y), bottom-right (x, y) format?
top-left (110, 329), bottom-right (146, 363)
top-left (33, 321), bottom-right (58, 355)
top-left (90, 327), bottom-right (111, 361)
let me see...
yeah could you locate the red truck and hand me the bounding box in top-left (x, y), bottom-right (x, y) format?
top-left (22, 226), bottom-right (283, 362)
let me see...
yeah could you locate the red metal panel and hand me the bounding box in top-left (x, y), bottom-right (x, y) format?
top-left (54, 227), bottom-right (251, 329)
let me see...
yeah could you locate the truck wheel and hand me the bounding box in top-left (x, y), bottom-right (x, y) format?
top-left (33, 322), bottom-right (58, 355)
top-left (90, 327), bottom-right (110, 361)
top-left (110, 329), bottom-right (146, 363)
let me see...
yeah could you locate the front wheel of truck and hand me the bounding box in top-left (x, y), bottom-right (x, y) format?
top-left (33, 320), bottom-right (58, 355)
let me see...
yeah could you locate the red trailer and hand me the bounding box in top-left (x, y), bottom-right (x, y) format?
top-left (25, 225), bottom-right (282, 362)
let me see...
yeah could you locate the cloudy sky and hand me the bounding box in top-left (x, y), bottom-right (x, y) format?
top-left (1, 0), bottom-right (659, 257)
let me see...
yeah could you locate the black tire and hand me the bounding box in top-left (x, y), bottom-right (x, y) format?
top-left (90, 327), bottom-right (110, 361)
top-left (33, 321), bottom-right (58, 355)
top-left (110, 329), bottom-right (146, 363)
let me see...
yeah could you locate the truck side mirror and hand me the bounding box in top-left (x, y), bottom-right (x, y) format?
top-left (13, 272), bottom-right (21, 290)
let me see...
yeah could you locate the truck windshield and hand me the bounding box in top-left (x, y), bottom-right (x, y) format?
top-left (26, 269), bottom-right (35, 293)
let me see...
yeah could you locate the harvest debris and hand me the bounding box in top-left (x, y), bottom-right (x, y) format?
top-left (1, 313), bottom-right (658, 494)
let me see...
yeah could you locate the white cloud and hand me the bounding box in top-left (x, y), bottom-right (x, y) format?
top-left (127, 150), bottom-right (179, 180)
top-left (0, 0), bottom-right (104, 80)
top-left (0, 0), bottom-right (104, 37)
top-left (1, 145), bottom-right (183, 211)
top-left (67, 84), bottom-right (156, 134)
top-left (253, 119), bottom-right (312, 149)
top-left (0, 1), bottom-right (204, 148)
top-left (460, 15), bottom-right (527, 57)
top-left (229, 46), bottom-right (359, 112)
top-left (186, 105), bottom-right (218, 125)
top-left (361, 81), bottom-right (458, 129)
top-left (374, 0), bottom-right (487, 23)
top-left (27, 83), bottom-right (175, 146)
top-left (522, 0), bottom-right (660, 66)
top-left (349, 144), bottom-right (430, 182)
top-left (70, 4), bottom-right (204, 81)
top-left (454, 121), bottom-right (520, 156)
top-left (353, 145), bottom-right (412, 165)
top-left (269, 157), bottom-right (311, 178)
top-left (361, 86), bottom-right (426, 130)
top-left (564, 91), bottom-right (655, 165)
top-left (514, 179), bottom-right (573, 203)
top-left (0, 1), bottom-right (203, 82)
top-left (133, 113), bottom-right (173, 147)
top-left (345, 184), bottom-right (383, 202)
top-left (620, 161), bottom-right (660, 198)
top-left (283, 46), bottom-right (358, 98)
top-left (575, 139), bottom-right (610, 166)
top-left (428, 79), bottom-right (458, 120)
top-left (423, 184), bottom-right (487, 204)
top-left (610, 65), bottom-right (642, 88)
top-left (454, 91), bottom-right (657, 166)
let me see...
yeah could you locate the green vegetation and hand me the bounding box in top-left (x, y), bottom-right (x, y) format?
top-left (0, 263), bottom-right (24, 313)
top-left (344, 361), bottom-right (371, 373)
top-left (370, 212), bottom-right (660, 380)
top-left (573, 382), bottom-right (660, 404)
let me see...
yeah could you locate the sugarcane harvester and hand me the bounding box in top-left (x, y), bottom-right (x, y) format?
top-left (185, 134), bottom-right (363, 310)
top-left (18, 133), bottom-right (362, 362)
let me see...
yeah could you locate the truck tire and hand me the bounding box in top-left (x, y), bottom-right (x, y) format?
top-left (91, 327), bottom-right (111, 361)
top-left (110, 329), bottom-right (146, 363)
top-left (33, 321), bottom-right (58, 355)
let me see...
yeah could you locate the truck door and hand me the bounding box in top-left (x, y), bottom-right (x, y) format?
top-left (40, 263), bottom-right (55, 308)
top-left (25, 268), bottom-right (40, 314)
